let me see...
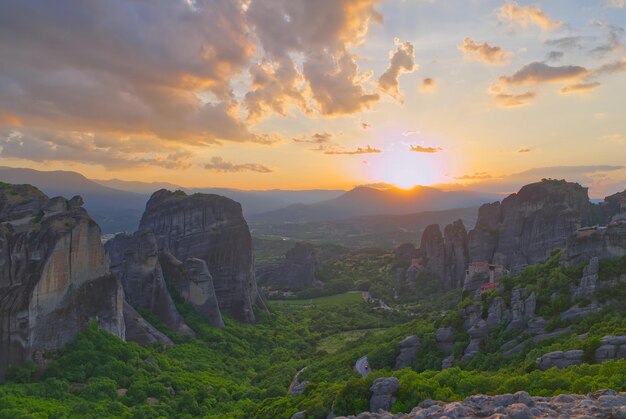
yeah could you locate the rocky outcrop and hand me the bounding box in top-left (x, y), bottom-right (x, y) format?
top-left (105, 231), bottom-right (194, 336)
top-left (160, 251), bottom-right (224, 328)
top-left (394, 243), bottom-right (418, 264)
top-left (536, 350), bottom-right (584, 370)
top-left (369, 377), bottom-right (399, 413)
top-left (435, 328), bottom-right (454, 354)
top-left (420, 224), bottom-right (446, 284)
top-left (561, 217), bottom-right (626, 267)
top-left (139, 189), bottom-right (258, 323)
top-left (468, 180), bottom-right (592, 273)
top-left (507, 289), bottom-right (536, 331)
top-left (595, 336), bottom-right (626, 363)
top-left (0, 183), bottom-right (125, 379)
top-left (337, 390), bottom-right (626, 419)
top-left (598, 189), bottom-right (626, 223)
top-left (256, 242), bottom-right (321, 290)
top-left (123, 302), bottom-right (173, 346)
top-left (571, 257), bottom-right (599, 299)
top-left (419, 220), bottom-right (468, 289)
top-left (394, 335), bottom-right (420, 370)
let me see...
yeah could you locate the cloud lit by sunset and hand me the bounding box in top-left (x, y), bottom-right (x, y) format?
top-left (0, 0), bottom-right (624, 196)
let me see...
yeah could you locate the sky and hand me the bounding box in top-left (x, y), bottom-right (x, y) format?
top-left (0, 0), bottom-right (625, 197)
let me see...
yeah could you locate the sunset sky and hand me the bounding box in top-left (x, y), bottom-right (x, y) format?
top-left (0, 0), bottom-right (625, 196)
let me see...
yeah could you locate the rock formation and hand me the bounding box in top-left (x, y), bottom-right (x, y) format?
top-left (369, 377), bottom-right (400, 413)
top-left (561, 217), bottom-right (626, 267)
top-left (0, 183), bottom-right (125, 379)
top-left (123, 302), bottom-right (173, 346)
top-left (468, 180), bottom-right (592, 273)
top-left (139, 189), bottom-right (258, 323)
top-left (256, 242), bottom-right (321, 290)
top-left (160, 251), bottom-right (224, 328)
top-left (571, 257), bottom-right (599, 299)
top-left (536, 350), bottom-right (584, 370)
top-left (394, 335), bottom-right (420, 370)
top-left (435, 328), bottom-right (454, 354)
top-left (336, 390), bottom-right (626, 418)
top-left (105, 230), bottom-right (194, 337)
top-left (394, 243), bottom-right (418, 264)
top-left (419, 220), bottom-right (468, 289)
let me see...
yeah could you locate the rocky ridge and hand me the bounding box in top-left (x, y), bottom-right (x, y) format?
top-left (256, 242), bottom-right (321, 290)
top-left (337, 389), bottom-right (626, 419)
top-left (0, 183), bottom-right (125, 379)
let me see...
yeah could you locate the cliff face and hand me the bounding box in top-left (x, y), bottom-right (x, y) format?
top-left (468, 180), bottom-right (592, 272)
top-left (256, 242), bottom-right (321, 290)
top-left (105, 230), bottom-right (194, 337)
top-left (0, 184), bottom-right (125, 379)
top-left (160, 251), bottom-right (224, 328)
top-left (561, 215), bottom-right (626, 267)
top-left (419, 221), bottom-right (468, 289)
top-left (139, 190), bottom-right (257, 323)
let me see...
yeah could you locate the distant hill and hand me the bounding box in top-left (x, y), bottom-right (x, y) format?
top-left (0, 167), bottom-right (146, 233)
top-left (251, 185), bottom-right (500, 223)
top-left (0, 167), bottom-right (346, 233)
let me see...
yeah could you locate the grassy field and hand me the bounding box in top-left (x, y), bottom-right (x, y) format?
top-left (317, 328), bottom-right (388, 353)
top-left (268, 291), bottom-right (364, 307)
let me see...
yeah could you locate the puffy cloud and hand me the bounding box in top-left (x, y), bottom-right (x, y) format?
top-left (303, 51), bottom-right (379, 115)
top-left (498, 62), bottom-right (589, 86)
top-left (292, 132), bottom-right (334, 144)
top-left (247, 0), bottom-right (383, 116)
top-left (409, 145), bottom-right (443, 153)
top-left (319, 145), bottom-right (382, 155)
top-left (498, 2), bottom-right (563, 31)
top-left (490, 89), bottom-right (536, 108)
top-left (419, 78), bottom-right (437, 93)
top-left (605, 0), bottom-right (625, 8)
top-left (458, 37), bottom-right (512, 65)
top-left (204, 156), bottom-right (272, 173)
top-left (560, 82), bottom-right (601, 94)
top-left (244, 58), bottom-right (309, 121)
top-left (377, 39), bottom-right (417, 101)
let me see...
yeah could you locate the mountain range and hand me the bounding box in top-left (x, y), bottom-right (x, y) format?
top-left (0, 167), bottom-right (499, 233)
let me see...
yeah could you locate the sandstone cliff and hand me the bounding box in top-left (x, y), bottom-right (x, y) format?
top-left (468, 180), bottom-right (592, 272)
top-left (0, 183), bottom-right (125, 379)
top-left (139, 189), bottom-right (258, 323)
top-left (256, 242), bottom-right (321, 290)
top-left (105, 230), bottom-right (194, 337)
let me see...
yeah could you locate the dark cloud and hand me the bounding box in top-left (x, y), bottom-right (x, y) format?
top-left (378, 39), bottom-right (417, 101)
top-left (546, 51), bottom-right (564, 62)
top-left (409, 145), bottom-right (443, 153)
top-left (518, 148), bottom-right (533, 153)
top-left (594, 58), bottom-right (626, 75)
top-left (204, 156), bottom-right (272, 173)
top-left (459, 37), bottom-right (511, 65)
top-left (361, 123), bottom-right (371, 130)
top-left (590, 21), bottom-right (624, 58)
top-left (545, 36), bottom-right (585, 50)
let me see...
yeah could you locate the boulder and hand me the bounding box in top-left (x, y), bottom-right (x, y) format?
top-left (536, 350), bottom-right (584, 370)
top-left (435, 328), bottom-right (454, 354)
top-left (369, 377), bottom-right (400, 412)
top-left (0, 184), bottom-right (125, 379)
top-left (394, 335), bottom-right (420, 370)
top-left (139, 189), bottom-right (259, 323)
